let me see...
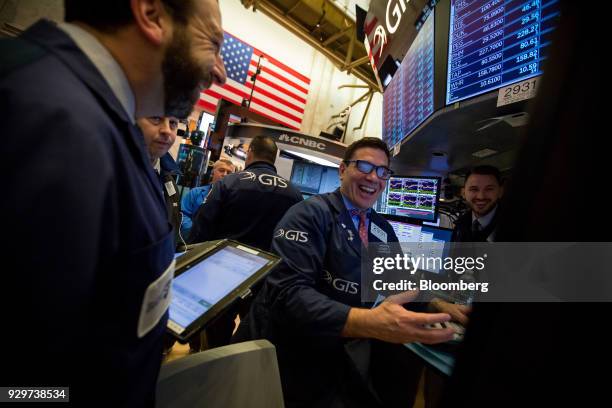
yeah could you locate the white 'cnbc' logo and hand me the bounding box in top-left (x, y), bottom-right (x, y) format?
top-left (274, 229), bottom-right (309, 243)
top-left (278, 134), bottom-right (326, 151)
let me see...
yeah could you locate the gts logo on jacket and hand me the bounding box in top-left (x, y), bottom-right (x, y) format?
top-left (240, 172), bottom-right (288, 188)
top-left (274, 229), bottom-right (309, 242)
top-left (323, 270), bottom-right (359, 295)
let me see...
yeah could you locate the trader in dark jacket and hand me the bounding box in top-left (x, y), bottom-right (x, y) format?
top-left (452, 165), bottom-right (504, 243)
top-left (236, 137), bottom-right (454, 408)
top-left (0, 0), bottom-right (226, 405)
top-left (138, 116), bottom-right (183, 247)
top-left (189, 134), bottom-right (303, 251)
top-left (188, 134), bottom-right (302, 348)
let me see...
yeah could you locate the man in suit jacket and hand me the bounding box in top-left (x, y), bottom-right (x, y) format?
top-left (1, 0), bottom-right (226, 405)
top-left (452, 165), bottom-right (504, 243)
top-left (236, 137), bottom-right (455, 408)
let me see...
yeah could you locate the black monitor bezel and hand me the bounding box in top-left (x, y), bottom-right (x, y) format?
top-left (167, 239), bottom-right (280, 342)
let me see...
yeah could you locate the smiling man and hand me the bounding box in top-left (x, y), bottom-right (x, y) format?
top-left (453, 165), bottom-right (504, 242)
top-left (235, 137), bottom-right (454, 408)
top-left (1, 0), bottom-right (226, 405)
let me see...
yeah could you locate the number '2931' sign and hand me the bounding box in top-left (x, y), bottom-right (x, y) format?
top-left (496, 76), bottom-right (540, 107)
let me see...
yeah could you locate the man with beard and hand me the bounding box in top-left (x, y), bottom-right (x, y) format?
top-left (420, 165), bottom-right (504, 408)
top-left (0, 0), bottom-right (226, 406)
top-left (428, 166), bottom-right (504, 338)
top-left (452, 165), bottom-right (504, 242)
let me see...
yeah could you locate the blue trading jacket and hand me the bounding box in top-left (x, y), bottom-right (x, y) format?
top-left (241, 189), bottom-right (398, 405)
top-left (1, 20), bottom-right (174, 407)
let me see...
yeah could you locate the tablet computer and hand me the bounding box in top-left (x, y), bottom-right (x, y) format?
top-left (167, 239), bottom-right (280, 342)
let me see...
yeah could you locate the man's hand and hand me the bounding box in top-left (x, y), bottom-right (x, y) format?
top-left (430, 298), bottom-right (472, 325)
top-left (342, 291), bottom-right (455, 344)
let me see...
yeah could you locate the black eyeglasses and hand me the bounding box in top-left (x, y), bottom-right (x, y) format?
top-left (344, 160), bottom-right (393, 180)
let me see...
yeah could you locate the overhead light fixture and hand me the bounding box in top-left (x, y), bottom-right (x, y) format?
top-left (284, 149), bottom-right (340, 168)
top-left (476, 112), bottom-right (530, 131)
top-left (472, 148), bottom-right (498, 158)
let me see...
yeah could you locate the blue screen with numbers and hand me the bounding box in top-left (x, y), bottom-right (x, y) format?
top-left (382, 12), bottom-right (435, 149)
top-left (446, 0), bottom-right (561, 105)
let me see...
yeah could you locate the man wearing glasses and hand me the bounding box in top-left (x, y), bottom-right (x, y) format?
top-left (236, 137), bottom-right (454, 408)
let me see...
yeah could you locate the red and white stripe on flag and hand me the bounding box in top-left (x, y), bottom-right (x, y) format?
top-left (198, 32), bottom-right (310, 131)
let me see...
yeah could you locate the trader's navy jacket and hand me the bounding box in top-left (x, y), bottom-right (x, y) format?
top-left (1, 20), bottom-right (174, 406)
top-left (240, 189), bottom-right (399, 406)
top-left (189, 161), bottom-right (303, 251)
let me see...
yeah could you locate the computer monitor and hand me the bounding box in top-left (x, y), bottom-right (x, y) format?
top-left (376, 175), bottom-right (442, 223)
top-left (382, 11), bottom-right (435, 148)
top-left (167, 240), bottom-right (280, 341)
top-left (290, 161), bottom-right (340, 195)
top-left (446, 0), bottom-right (561, 105)
top-left (387, 219), bottom-right (452, 244)
top-left (385, 217), bottom-right (453, 274)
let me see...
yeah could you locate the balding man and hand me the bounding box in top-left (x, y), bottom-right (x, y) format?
top-left (180, 158), bottom-right (236, 238)
top-left (189, 135), bottom-right (302, 251)
top-left (188, 135), bottom-right (303, 348)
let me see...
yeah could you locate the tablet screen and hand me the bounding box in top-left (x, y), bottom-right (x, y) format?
top-left (168, 245), bottom-right (269, 333)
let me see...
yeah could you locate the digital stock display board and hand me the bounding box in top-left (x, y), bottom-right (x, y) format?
top-left (446, 0), bottom-right (560, 104)
top-left (382, 12), bottom-right (435, 148)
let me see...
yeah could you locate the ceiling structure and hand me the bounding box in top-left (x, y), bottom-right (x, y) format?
top-left (240, 0), bottom-right (378, 89)
top-left (390, 91), bottom-right (531, 178)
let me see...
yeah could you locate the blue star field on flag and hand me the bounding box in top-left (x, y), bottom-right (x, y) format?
top-left (221, 33), bottom-right (254, 84)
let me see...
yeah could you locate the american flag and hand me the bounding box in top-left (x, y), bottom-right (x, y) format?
top-left (198, 32), bottom-right (310, 131)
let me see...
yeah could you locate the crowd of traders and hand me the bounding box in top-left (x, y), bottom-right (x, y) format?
top-left (134, 109), bottom-right (507, 406)
top-left (2, 0), bottom-right (598, 407)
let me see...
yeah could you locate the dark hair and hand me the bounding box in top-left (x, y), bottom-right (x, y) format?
top-left (249, 135), bottom-right (278, 164)
top-left (64, 0), bottom-right (193, 31)
top-left (343, 137), bottom-right (391, 164)
top-left (464, 165), bottom-right (502, 185)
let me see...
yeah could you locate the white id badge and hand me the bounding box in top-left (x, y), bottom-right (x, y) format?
top-left (137, 259), bottom-right (175, 338)
top-left (370, 223), bottom-right (388, 243)
top-left (164, 181), bottom-right (176, 196)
